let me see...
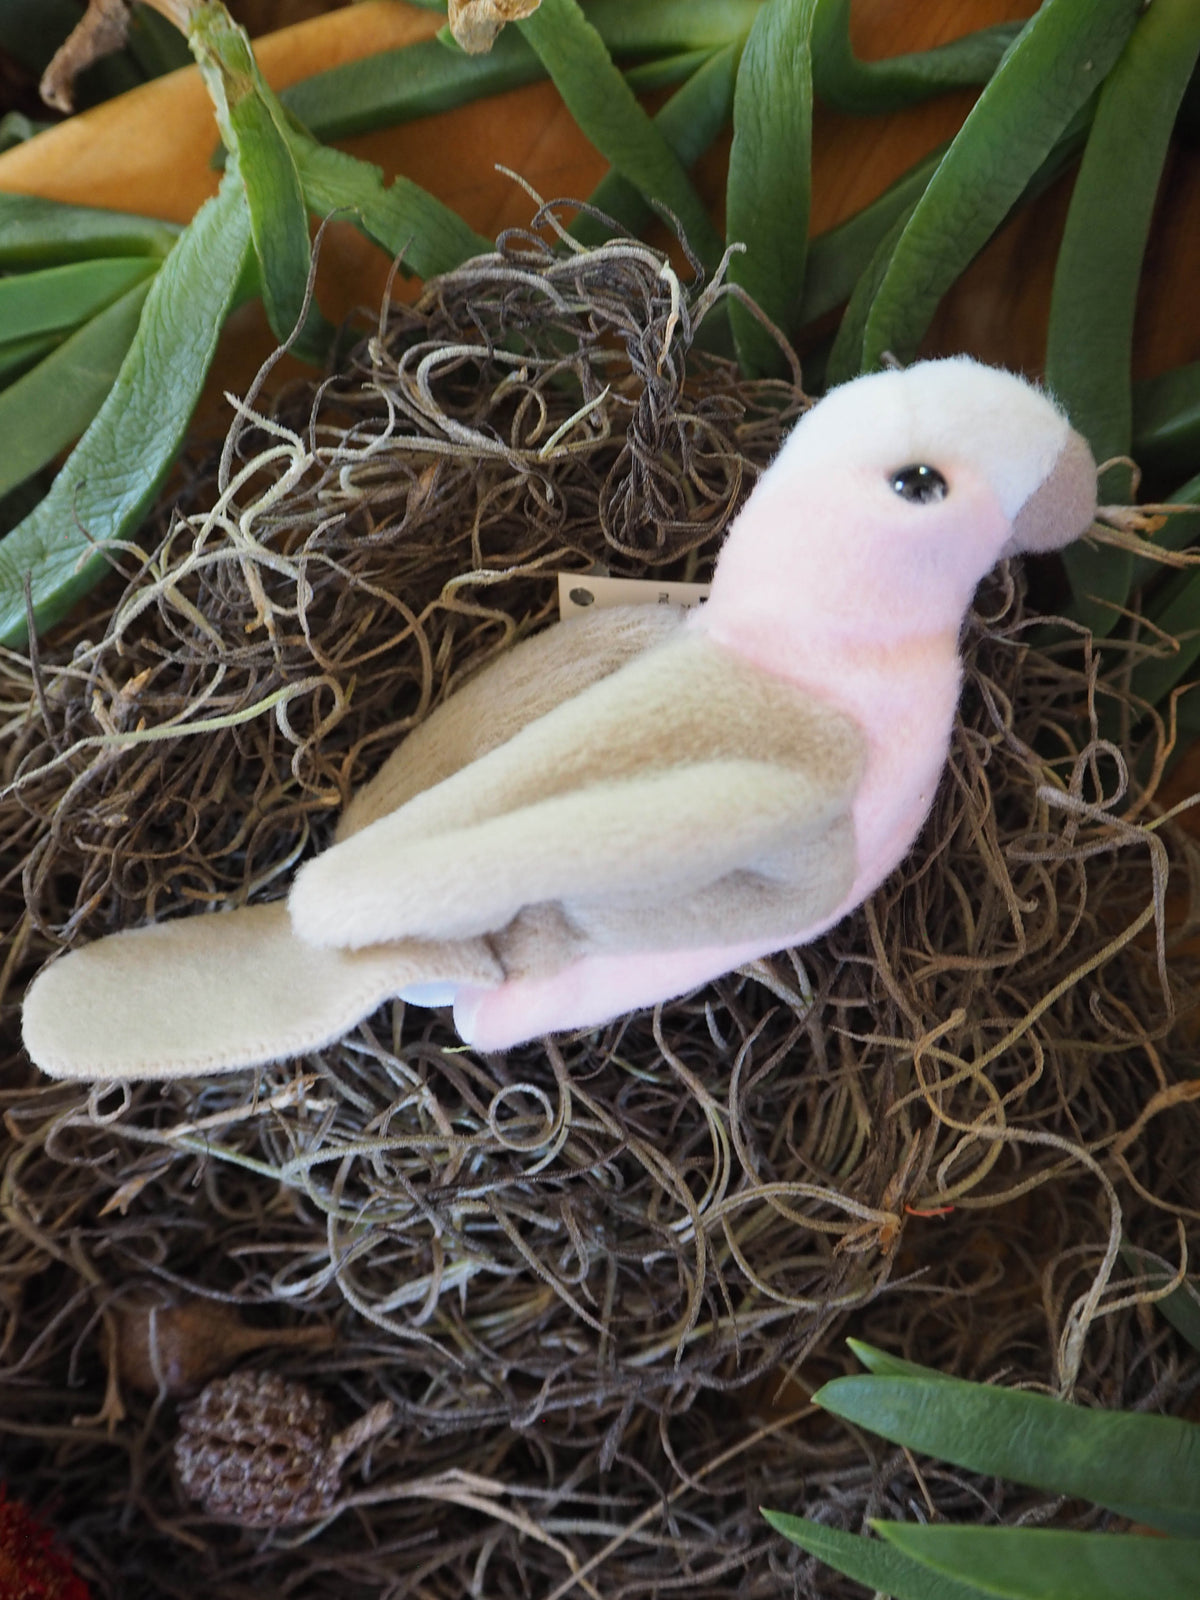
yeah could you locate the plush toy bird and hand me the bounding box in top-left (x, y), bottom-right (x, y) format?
top-left (22, 357), bottom-right (1097, 1080)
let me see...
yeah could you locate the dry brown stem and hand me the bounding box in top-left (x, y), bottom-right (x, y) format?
top-left (39, 0), bottom-right (135, 112)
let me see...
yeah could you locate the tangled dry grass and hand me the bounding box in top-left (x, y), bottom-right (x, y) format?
top-left (0, 210), bottom-right (1198, 1597)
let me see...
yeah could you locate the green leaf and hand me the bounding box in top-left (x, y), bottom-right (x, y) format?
top-left (0, 472), bottom-right (53, 539)
top-left (1135, 559), bottom-right (1200, 711)
top-left (190, 3), bottom-right (333, 360)
top-left (1133, 360), bottom-right (1200, 488)
top-left (810, 0), bottom-right (1021, 114)
top-left (623, 47), bottom-right (721, 93)
top-left (0, 193), bottom-right (179, 267)
top-left (584, 0), bottom-right (762, 57)
top-left (0, 166), bottom-right (253, 646)
top-left (0, 332), bottom-right (61, 384)
top-left (844, 1338), bottom-right (958, 1379)
top-left (274, 3), bottom-right (759, 149)
top-left (573, 43), bottom-right (739, 247)
top-left (726, 0), bottom-right (817, 377)
top-left (519, 0), bottom-right (725, 272)
top-left (1048, 0), bottom-right (1200, 636)
top-left (824, 201), bottom-right (912, 388)
top-left (814, 1373), bottom-right (1200, 1538)
top-left (1158, 1285), bottom-right (1200, 1357)
top-left (190, 0), bottom-right (488, 276)
top-left (287, 137), bottom-right (489, 278)
top-left (1121, 465), bottom-right (1200, 641)
top-left (1121, 1248), bottom-right (1200, 1358)
top-left (762, 1511), bottom-right (997, 1600)
top-left (0, 256), bottom-right (157, 340)
top-left (799, 146), bottom-right (942, 330)
top-left (125, 4), bottom-right (193, 80)
top-left (819, 97), bottom-right (1090, 382)
top-left (0, 111), bottom-right (51, 153)
top-left (280, 27), bottom-right (545, 142)
top-left (0, 277), bottom-right (151, 501)
top-left (856, 0), bottom-right (1142, 372)
top-left (876, 1525), bottom-right (1200, 1600)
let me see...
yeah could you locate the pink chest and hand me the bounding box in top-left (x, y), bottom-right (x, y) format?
top-left (841, 655), bottom-right (961, 903)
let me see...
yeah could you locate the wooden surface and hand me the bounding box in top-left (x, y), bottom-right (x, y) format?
top-left (0, 0), bottom-right (1196, 418)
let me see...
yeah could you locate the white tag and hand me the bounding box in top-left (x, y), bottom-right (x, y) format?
top-left (557, 573), bottom-right (711, 619)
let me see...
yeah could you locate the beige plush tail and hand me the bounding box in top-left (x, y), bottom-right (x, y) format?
top-left (21, 902), bottom-right (502, 1081)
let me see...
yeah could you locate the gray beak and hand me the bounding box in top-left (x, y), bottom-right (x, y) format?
top-left (1003, 427), bottom-right (1098, 557)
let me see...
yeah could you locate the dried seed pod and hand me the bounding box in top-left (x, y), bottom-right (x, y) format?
top-left (112, 1295), bottom-right (336, 1396)
top-left (448, 0), bottom-right (542, 54)
top-left (174, 1371), bottom-right (392, 1527)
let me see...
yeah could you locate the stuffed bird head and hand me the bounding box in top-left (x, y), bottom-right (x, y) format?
top-left (703, 357), bottom-right (1098, 647)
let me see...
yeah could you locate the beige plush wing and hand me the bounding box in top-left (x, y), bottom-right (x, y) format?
top-left (290, 632), bottom-right (867, 960)
top-left (339, 603), bottom-right (685, 838)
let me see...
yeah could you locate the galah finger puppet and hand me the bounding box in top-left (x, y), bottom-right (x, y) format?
top-left (22, 357), bottom-right (1097, 1079)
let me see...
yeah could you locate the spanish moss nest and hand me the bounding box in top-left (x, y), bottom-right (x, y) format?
top-left (1, 209), bottom-right (1199, 1598)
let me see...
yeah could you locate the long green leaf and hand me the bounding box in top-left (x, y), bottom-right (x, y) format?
top-left (876, 1525), bottom-right (1200, 1600)
top-left (814, 1373), bottom-right (1200, 1538)
top-left (762, 1511), bottom-right (997, 1600)
top-left (811, 0), bottom-right (1020, 114)
top-left (0, 278), bottom-right (151, 501)
top-left (1134, 551), bottom-right (1200, 711)
top-left (572, 43), bottom-right (739, 247)
top-left (0, 331), bottom-right (60, 383)
top-left (856, 0), bottom-right (1141, 371)
top-left (816, 95), bottom-right (1091, 376)
top-left (0, 193), bottom-right (179, 266)
top-left (0, 112), bottom-right (50, 153)
top-left (287, 137), bottom-right (489, 277)
top-left (1125, 456), bottom-right (1200, 654)
top-left (1158, 1285), bottom-right (1200, 1356)
top-left (584, 0), bottom-right (762, 56)
top-left (1048, 0), bottom-right (1200, 635)
top-left (1120, 1250), bottom-right (1200, 1356)
top-left (519, 0), bottom-right (725, 272)
top-left (622, 47), bottom-right (721, 93)
top-left (726, 0), bottom-right (817, 377)
top-left (276, 1), bottom-right (758, 147)
top-left (797, 146), bottom-right (943, 328)
top-left (0, 256), bottom-right (156, 339)
top-left (824, 201), bottom-right (912, 388)
top-left (845, 1338), bottom-right (957, 1379)
top-left (281, 28), bottom-right (543, 141)
top-left (190, 3), bottom-right (332, 360)
top-left (125, 4), bottom-right (193, 79)
top-left (0, 168), bottom-right (253, 646)
top-left (1133, 360), bottom-right (1200, 488)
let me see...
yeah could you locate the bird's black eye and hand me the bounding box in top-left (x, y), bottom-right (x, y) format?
top-left (890, 464), bottom-right (948, 504)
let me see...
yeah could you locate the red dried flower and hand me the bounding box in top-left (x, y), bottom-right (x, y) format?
top-left (0, 1489), bottom-right (90, 1600)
